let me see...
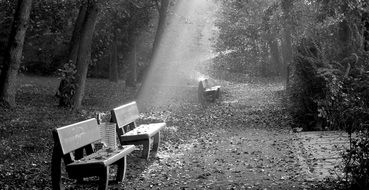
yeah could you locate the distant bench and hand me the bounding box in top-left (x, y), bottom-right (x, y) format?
top-left (111, 101), bottom-right (166, 160)
top-left (51, 118), bottom-right (135, 190)
top-left (198, 78), bottom-right (221, 103)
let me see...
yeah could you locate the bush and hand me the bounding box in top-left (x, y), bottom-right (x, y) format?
top-left (343, 132), bottom-right (369, 189)
top-left (288, 39), bottom-right (328, 130)
top-left (55, 62), bottom-right (76, 107)
top-left (288, 38), bottom-right (369, 189)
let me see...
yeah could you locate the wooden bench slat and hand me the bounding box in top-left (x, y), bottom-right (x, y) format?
top-left (112, 101), bottom-right (140, 127)
top-left (205, 86), bottom-right (220, 92)
top-left (55, 118), bottom-right (100, 154)
top-left (111, 102), bottom-right (166, 160)
top-left (121, 123), bottom-right (166, 142)
top-left (52, 118), bottom-right (135, 189)
top-left (67, 145), bottom-right (135, 167)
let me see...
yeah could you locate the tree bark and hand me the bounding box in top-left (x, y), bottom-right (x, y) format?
top-left (109, 33), bottom-right (119, 82)
top-left (68, 1), bottom-right (88, 64)
top-left (72, 0), bottom-right (99, 110)
top-left (364, 9), bottom-right (369, 51)
top-left (139, 0), bottom-right (169, 86)
top-left (151, 0), bottom-right (169, 60)
top-left (262, 3), bottom-right (280, 77)
top-left (337, 1), bottom-right (355, 59)
top-left (363, 2), bottom-right (369, 51)
top-left (57, 1), bottom-right (88, 107)
top-left (0, 0), bottom-right (32, 107)
top-left (281, 0), bottom-right (293, 87)
top-left (269, 39), bottom-right (282, 76)
top-left (126, 36), bottom-right (137, 87)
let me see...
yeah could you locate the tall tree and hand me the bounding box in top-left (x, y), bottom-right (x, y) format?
top-left (281, 0), bottom-right (294, 87)
top-left (126, 37), bottom-right (137, 86)
top-left (126, 2), bottom-right (139, 87)
top-left (0, 0), bottom-right (32, 107)
top-left (364, 3), bottom-right (369, 51)
top-left (57, 0), bottom-right (99, 110)
top-left (138, 0), bottom-right (169, 86)
top-left (68, 2), bottom-right (88, 66)
top-left (263, 3), bottom-right (282, 76)
top-left (72, 0), bottom-right (99, 110)
top-left (151, 0), bottom-right (169, 60)
top-left (109, 32), bottom-right (119, 82)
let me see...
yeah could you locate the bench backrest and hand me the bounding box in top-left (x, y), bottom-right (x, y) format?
top-left (53, 118), bottom-right (100, 155)
top-left (111, 101), bottom-right (139, 133)
top-left (199, 78), bottom-right (211, 89)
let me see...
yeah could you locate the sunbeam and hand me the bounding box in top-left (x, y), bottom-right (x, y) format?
top-left (137, 0), bottom-right (218, 111)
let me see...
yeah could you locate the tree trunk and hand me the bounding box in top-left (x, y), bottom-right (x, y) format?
top-left (0, 0), bottom-right (32, 107)
top-left (109, 33), bottom-right (119, 82)
top-left (72, 0), bottom-right (98, 110)
top-left (151, 0), bottom-right (169, 60)
top-left (139, 0), bottom-right (169, 86)
top-left (260, 42), bottom-right (269, 77)
top-left (269, 39), bottom-right (282, 76)
top-left (338, 20), bottom-right (352, 58)
top-left (57, 1), bottom-right (88, 107)
top-left (126, 37), bottom-right (137, 87)
top-left (262, 3), bottom-right (280, 77)
top-left (68, 1), bottom-right (88, 64)
top-left (281, 0), bottom-right (293, 87)
top-left (364, 9), bottom-right (369, 51)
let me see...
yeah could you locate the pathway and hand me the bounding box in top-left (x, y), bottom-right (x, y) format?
top-left (122, 80), bottom-right (319, 189)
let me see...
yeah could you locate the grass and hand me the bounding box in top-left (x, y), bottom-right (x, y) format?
top-left (0, 74), bottom-right (136, 189)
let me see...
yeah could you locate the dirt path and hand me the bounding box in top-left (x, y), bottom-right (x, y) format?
top-left (120, 80), bottom-right (314, 190)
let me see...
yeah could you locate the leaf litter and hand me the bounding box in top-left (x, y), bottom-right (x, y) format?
top-left (0, 75), bottom-right (330, 189)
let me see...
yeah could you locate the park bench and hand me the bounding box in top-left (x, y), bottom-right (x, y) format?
top-left (51, 118), bottom-right (135, 190)
top-left (198, 78), bottom-right (221, 103)
top-left (111, 101), bottom-right (166, 160)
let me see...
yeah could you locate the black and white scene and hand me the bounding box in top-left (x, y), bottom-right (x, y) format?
top-left (0, 0), bottom-right (369, 189)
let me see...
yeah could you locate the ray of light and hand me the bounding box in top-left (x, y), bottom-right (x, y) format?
top-left (136, 0), bottom-right (218, 111)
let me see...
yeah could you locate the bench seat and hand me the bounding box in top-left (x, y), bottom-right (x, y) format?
top-left (51, 118), bottom-right (135, 190)
top-left (205, 85), bottom-right (221, 92)
top-left (68, 145), bottom-right (135, 167)
top-left (121, 123), bottom-right (166, 141)
top-left (111, 102), bottom-right (166, 160)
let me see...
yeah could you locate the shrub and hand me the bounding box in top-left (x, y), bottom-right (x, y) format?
top-left (55, 62), bottom-right (76, 107)
top-left (289, 39), bottom-right (369, 188)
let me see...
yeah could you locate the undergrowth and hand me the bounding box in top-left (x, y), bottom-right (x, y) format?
top-left (288, 39), bottom-right (369, 189)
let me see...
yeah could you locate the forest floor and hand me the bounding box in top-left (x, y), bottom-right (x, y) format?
top-left (0, 74), bottom-right (343, 189)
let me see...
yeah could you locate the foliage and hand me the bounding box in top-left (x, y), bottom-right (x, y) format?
top-left (24, 0), bottom-right (78, 75)
top-left (89, 0), bottom-right (155, 79)
top-left (56, 62), bottom-right (76, 107)
top-left (213, 0), bottom-right (303, 77)
top-left (0, 1), bottom-right (16, 63)
top-left (0, 0), bottom-right (156, 78)
top-left (288, 42), bottom-right (327, 130)
top-left (213, 0), bottom-right (275, 76)
top-left (343, 131), bottom-right (369, 189)
top-left (0, 0), bottom-right (79, 75)
top-left (287, 0), bottom-right (369, 188)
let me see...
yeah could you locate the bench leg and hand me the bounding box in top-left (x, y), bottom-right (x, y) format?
top-left (98, 166), bottom-right (109, 190)
top-left (152, 132), bottom-right (160, 157)
top-left (142, 140), bottom-right (150, 160)
top-left (116, 156), bottom-right (127, 183)
top-left (51, 147), bottom-right (63, 190)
